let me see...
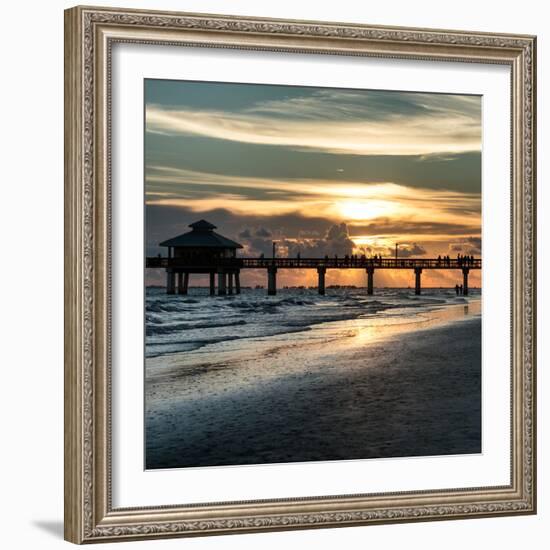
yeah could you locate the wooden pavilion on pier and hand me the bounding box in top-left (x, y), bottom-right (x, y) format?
top-left (159, 219), bottom-right (243, 295)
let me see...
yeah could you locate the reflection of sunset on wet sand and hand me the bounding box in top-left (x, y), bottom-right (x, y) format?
top-left (146, 287), bottom-right (482, 468)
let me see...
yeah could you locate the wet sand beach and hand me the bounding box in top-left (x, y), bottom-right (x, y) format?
top-left (145, 294), bottom-right (481, 469)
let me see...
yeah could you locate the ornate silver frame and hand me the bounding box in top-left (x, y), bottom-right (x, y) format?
top-left (64, 5), bottom-right (536, 544)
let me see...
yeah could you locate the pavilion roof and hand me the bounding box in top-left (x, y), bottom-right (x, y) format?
top-left (159, 219), bottom-right (243, 249)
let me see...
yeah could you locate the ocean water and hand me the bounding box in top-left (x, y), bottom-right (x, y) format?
top-left (145, 286), bottom-right (481, 360)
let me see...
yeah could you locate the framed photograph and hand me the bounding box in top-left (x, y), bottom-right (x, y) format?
top-left (64, 5), bottom-right (537, 544)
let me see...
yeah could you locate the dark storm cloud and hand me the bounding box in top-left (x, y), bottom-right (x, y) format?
top-left (237, 222), bottom-right (356, 258)
top-left (287, 223), bottom-right (355, 258)
top-left (236, 226), bottom-right (276, 257)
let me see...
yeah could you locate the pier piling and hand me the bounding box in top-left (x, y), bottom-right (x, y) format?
top-left (166, 270), bottom-right (175, 295)
top-left (217, 271), bottom-right (227, 296)
top-left (209, 272), bottom-right (215, 296)
top-left (317, 267), bottom-right (326, 295)
top-left (235, 271), bottom-right (241, 294)
top-left (228, 272), bottom-right (234, 295)
top-left (366, 266), bottom-right (375, 295)
top-left (462, 267), bottom-right (470, 296)
top-left (267, 267), bottom-right (277, 296)
top-left (177, 272), bottom-right (189, 295)
top-left (414, 267), bottom-right (422, 295)
top-left (183, 272), bottom-right (189, 294)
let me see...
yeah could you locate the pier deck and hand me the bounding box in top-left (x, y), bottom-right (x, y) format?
top-left (146, 256), bottom-right (481, 296)
top-left (146, 257), bottom-right (480, 270)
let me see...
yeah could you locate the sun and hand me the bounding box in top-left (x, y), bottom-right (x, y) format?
top-left (336, 199), bottom-right (397, 221)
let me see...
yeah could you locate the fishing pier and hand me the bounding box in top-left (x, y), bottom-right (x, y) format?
top-left (146, 220), bottom-right (481, 296)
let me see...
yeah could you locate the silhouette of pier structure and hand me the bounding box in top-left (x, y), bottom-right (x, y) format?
top-left (146, 220), bottom-right (481, 296)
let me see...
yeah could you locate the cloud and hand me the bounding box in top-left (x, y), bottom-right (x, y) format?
top-left (146, 90), bottom-right (481, 157)
top-left (241, 228), bottom-right (274, 257)
top-left (394, 243), bottom-right (427, 257)
top-left (449, 236), bottom-right (481, 255)
top-left (237, 222), bottom-right (355, 258)
top-left (146, 165), bottom-right (481, 230)
top-left (466, 236), bottom-right (482, 251)
top-left (248, 89), bottom-right (480, 125)
top-left (255, 227), bottom-right (272, 238)
top-left (236, 226), bottom-right (275, 256)
top-left (351, 219), bottom-right (480, 238)
top-left (310, 223), bottom-right (355, 257)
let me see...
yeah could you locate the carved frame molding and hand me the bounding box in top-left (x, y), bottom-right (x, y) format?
top-left (64, 6), bottom-right (536, 543)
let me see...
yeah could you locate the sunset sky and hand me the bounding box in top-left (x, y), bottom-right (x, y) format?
top-left (145, 79), bottom-right (481, 288)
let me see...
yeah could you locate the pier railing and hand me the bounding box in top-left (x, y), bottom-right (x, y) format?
top-left (146, 257), bottom-right (481, 270)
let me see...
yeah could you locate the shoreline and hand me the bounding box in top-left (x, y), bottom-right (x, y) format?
top-left (146, 296), bottom-right (481, 373)
top-left (146, 299), bottom-right (481, 469)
